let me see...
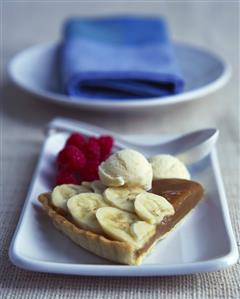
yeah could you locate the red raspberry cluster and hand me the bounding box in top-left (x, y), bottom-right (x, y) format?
top-left (56, 133), bottom-right (114, 185)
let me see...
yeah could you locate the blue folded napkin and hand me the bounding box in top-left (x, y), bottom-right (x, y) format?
top-left (61, 16), bottom-right (184, 99)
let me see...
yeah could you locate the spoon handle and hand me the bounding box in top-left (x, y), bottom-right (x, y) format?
top-left (47, 117), bottom-right (218, 165)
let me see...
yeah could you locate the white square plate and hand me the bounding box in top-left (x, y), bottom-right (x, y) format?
top-left (9, 131), bottom-right (238, 276)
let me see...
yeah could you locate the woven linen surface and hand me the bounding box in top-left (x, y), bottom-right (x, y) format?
top-left (1, 2), bottom-right (240, 299)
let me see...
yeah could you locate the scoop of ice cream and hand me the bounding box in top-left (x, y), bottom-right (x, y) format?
top-left (149, 154), bottom-right (190, 180)
top-left (99, 149), bottom-right (153, 190)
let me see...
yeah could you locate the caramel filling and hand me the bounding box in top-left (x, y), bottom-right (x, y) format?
top-left (136, 179), bottom-right (204, 257)
top-left (47, 179), bottom-right (204, 255)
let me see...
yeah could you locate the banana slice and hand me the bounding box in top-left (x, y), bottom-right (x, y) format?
top-left (82, 180), bottom-right (107, 194)
top-left (51, 184), bottom-right (91, 211)
top-left (96, 207), bottom-right (155, 247)
top-left (130, 221), bottom-right (155, 242)
top-left (103, 187), bottom-right (144, 212)
top-left (135, 192), bottom-right (175, 224)
top-left (67, 193), bottom-right (107, 234)
top-left (90, 180), bottom-right (107, 194)
top-left (81, 181), bottom-right (92, 189)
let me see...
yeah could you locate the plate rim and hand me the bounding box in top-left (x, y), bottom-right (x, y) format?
top-left (8, 41), bottom-right (231, 110)
top-left (8, 132), bottom-right (239, 276)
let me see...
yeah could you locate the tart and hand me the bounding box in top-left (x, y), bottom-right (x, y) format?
top-left (38, 178), bottom-right (204, 265)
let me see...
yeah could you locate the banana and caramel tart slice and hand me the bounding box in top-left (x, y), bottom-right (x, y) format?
top-left (38, 178), bottom-right (203, 265)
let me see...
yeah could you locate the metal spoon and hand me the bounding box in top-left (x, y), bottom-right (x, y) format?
top-left (47, 117), bottom-right (219, 165)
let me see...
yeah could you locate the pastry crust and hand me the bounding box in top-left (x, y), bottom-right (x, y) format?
top-left (38, 193), bottom-right (147, 265)
top-left (38, 189), bottom-right (195, 265)
top-left (38, 179), bottom-right (203, 265)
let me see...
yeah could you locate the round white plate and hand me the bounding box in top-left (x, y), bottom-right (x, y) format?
top-left (8, 41), bottom-right (231, 111)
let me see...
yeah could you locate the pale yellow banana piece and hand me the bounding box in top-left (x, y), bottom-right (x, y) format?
top-left (103, 187), bottom-right (144, 212)
top-left (51, 184), bottom-right (91, 211)
top-left (67, 193), bottom-right (107, 234)
top-left (134, 192), bottom-right (175, 224)
top-left (96, 207), bottom-right (155, 247)
top-left (130, 221), bottom-right (155, 242)
top-left (81, 181), bottom-right (92, 189)
top-left (81, 180), bottom-right (106, 194)
top-left (90, 180), bottom-right (107, 194)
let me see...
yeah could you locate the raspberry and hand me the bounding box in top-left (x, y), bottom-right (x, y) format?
top-left (57, 145), bottom-right (86, 171)
top-left (68, 150), bottom-right (86, 171)
top-left (56, 171), bottom-right (78, 185)
top-left (84, 137), bottom-right (101, 161)
top-left (81, 160), bottom-right (100, 182)
top-left (57, 148), bottom-right (68, 165)
top-left (55, 134), bottom-right (114, 184)
top-left (98, 135), bottom-right (114, 161)
top-left (66, 132), bottom-right (86, 149)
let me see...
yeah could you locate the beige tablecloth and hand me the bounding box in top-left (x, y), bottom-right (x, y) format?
top-left (1, 2), bottom-right (239, 298)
